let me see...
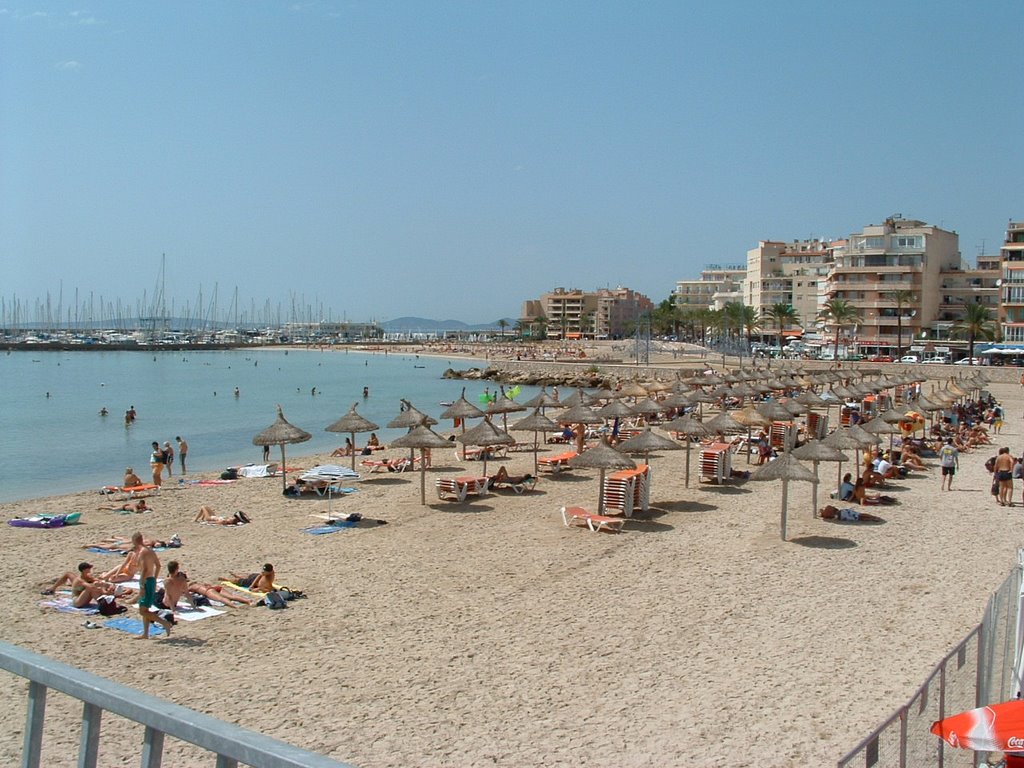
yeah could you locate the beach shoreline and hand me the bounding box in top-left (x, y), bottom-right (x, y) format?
top-left (0, 369), bottom-right (1020, 767)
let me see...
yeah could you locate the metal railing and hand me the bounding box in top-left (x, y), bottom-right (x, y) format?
top-left (0, 640), bottom-right (354, 768)
top-left (837, 556), bottom-right (1022, 767)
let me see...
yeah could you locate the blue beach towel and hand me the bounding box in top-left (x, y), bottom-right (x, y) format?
top-left (302, 520), bottom-right (357, 535)
top-left (103, 617), bottom-right (166, 636)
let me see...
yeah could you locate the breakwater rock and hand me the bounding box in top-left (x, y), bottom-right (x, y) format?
top-left (442, 365), bottom-right (618, 390)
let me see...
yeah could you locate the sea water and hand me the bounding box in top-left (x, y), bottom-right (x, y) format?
top-left (0, 348), bottom-right (516, 503)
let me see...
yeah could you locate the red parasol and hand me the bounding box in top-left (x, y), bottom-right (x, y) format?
top-left (931, 699), bottom-right (1024, 754)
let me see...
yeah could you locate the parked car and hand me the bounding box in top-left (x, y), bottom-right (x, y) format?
top-left (899, 354), bottom-right (920, 363)
top-left (954, 357), bottom-right (981, 366)
top-left (868, 355), bottom-right (894, 363)
top-left (922, 357), bottom-right (949, 364)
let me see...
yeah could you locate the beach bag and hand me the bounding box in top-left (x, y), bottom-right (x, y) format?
top-left (992, 478), bottom-right (1000, 496)
top-left (96, 595), bottom-right (127, 616)
top-left (985, 456), bottom-right (997, 473)
top-left (264, 591), bottom-right (288, 610)
top-left (221, 468), bottom-right (238, 480)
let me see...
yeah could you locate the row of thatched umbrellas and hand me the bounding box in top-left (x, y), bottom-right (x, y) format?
top-left (252, 366), bottom-right (989, 536)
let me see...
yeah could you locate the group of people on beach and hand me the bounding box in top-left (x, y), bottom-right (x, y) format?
top-left (149, 436), bottom-right (187, 485)
top-left (44, 529), bottom-right (276, 638)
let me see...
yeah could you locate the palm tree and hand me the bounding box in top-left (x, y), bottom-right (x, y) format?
top-left (534, 316), bottom-right (549, 340)
top-left (497, 318), bottom-right (509, 338)
top-left (951, 301), bottom-right (996, 363)
top-left (513, 319), bottom-right (528, 339)
top-left (889, 290), bottom-right (916, 358)
top-left (817, 298), bottom-right (861, 361)
top-left (764, 303), bottom-right (801, 353)
top-left (738, 304), bottom-right (760, 351)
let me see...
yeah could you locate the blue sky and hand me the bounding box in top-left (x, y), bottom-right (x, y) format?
top-left (2, 1), bottom-right (1020, 325)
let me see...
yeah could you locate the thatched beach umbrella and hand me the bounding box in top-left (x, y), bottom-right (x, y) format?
top-left (486, 386), bottom-right (527, 430)
top-left (703, 410), bottom-right (745, 439)
top-left (554, 399), bottom-right (604, 454)
top-left (660, 415), bottom-right (710, 488)
top-left (617, 427), bottom-right (681, 466)
top-left (750, 452), bottom-right (817, 541)
top-left (253, 405), bottom-right (312, 491)
top-left (456, 417), bottom-right (515, 476)
top-left (792, 440), bottom-right (849, 518)
top-left (617, 380), bottom-right (649, 400)
top-left (734, 405), bottom-right (772, 464)
top-left (388, 400), bottom-right (438, 462)
top-left (560, 389), bottom-right (598, 407)
top-left (440, 388), bottom-right (486, 460)
top-left (822, 428), bottom-right (865, 491)
top-left (389, 425), bottom-right (454, 505)
top-left (325, 402), bottom-right (380, 471)
top-left (568, 438), bottom-right (636, 515)
top-left (522, 387), bottom-right (561, 410)
top-left (510, 408), bottom-right (560, 476)
top-left (861, 416), bottom-right (900, 455)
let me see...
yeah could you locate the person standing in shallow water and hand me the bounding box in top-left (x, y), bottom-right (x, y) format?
top-left (176, 436), bottom-right (188, 474)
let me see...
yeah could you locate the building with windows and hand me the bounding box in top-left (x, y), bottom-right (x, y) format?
top-left (745, 239), bottom-right (835, 330)
top-left (520, 286), bottom-right (653, 339)
top-left (673, 265), bottom-right (746, 311)
top-left (999, 221), bottom-right (1024, 343)
top-left (825, 217), bottom-right (961, 352)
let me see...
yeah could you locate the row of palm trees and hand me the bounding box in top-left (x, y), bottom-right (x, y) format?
top-left (503, 294), bottom-right (999, 361)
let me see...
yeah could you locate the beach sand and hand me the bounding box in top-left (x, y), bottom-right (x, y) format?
top-left (0, 372), bottom-right (1020, 767)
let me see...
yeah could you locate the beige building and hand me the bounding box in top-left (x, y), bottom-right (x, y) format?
top-left (673, 265), bottom-right (745, 311)
top-left (1000, 221), bottom-right (1024, 343)
top-left (745, 239), bottom-right (834, 330)
top-left (520, 286), bottom-right (654, 339)
top-left (825, 217), bottom-right (961, 351)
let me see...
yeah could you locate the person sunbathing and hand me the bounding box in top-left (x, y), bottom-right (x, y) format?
top-left (853, 478), bottom-right (897, 506)
top-left (83, 533), bottom-right (180, 551)
top-left (489, 466), bottom-right (535, 486)
top-left (46, 562), bottom-right (131, 608)
top-left (820, 505), bottom-right (882, 522)
top-left (122, 468), bottom-right (144, 488)
top-left (221, 563), bottom-right (276, 593)
top-left (194, 505), bottom-right (250, 525)
top-left (331, 438), bottom-right (355, 457)
top-left (189, 581), bottom-right (256, 608)
top-left (98, 499), bottom-right (150, 513)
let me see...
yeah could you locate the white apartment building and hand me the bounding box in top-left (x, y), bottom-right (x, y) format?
top-left (673, 265), bottom-right (745, 311)
top-left (745, 239), bottom-right (834, 330)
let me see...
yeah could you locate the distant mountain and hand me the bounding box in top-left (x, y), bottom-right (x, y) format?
top-left (380, 317), bottom-right (515, 332)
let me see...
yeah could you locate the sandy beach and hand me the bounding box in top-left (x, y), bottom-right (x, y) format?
top-left (0, 362), bottom-right (1021, 767)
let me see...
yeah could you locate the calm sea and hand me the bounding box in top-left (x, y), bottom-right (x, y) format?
top-left (0, 348), bottom-right (510, 503)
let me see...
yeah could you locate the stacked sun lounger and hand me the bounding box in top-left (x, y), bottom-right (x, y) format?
top-left (699, 442), bottom-right (732, 484)
top-left (602, 464), bottom-right (650, 517)
top-left (806, 411), bottom-right (828, 440)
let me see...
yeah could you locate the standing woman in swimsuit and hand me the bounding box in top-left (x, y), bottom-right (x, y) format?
top-left (162, 441), bottom-right (174, 478)
top-left (150, 442), bottom-right (164, 487)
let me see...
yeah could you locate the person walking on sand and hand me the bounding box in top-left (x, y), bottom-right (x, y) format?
top-left (995, 447), bottom-right (1015, 507)
top-left (133, 532), bottom-right (173, 639)
top-left (937, 438), bottom-right (954, 493)
top-left (176, 436), bottom-right (188, 474)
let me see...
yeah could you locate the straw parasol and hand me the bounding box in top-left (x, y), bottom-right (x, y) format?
top-left (750, 452), bottom-right (817, 541)
top-left (486, 386), bottom-right (527, 430)
top-left (861, 416), bottom-right (901, 454)
top-left (703, 410), bottom-right (746, 438)
top-left (792, 440), bottom-right (849, 518)
top-left (617, 381), bottom-right (649, 399)
top-left (253, 405), bottom-right (312, 491)
top-left (510, 408), bottom-right (560, 476)
top-left (325, 402), bottom-right (380, 471)
top-left (554, 399), bottom-right (604, 455)
top-left (660, 415), bottom-right (710, 488)
top-left (440, 388), bottom-right (486, 460)
top-left (596, 400), bottom-right (638, 420)
top-left (568, 438), bottom-right (636, 514)
top-left (387, 400), bottom-right (437, 429)
top-left (559, 389), bottom-right (598, 407)
top-left (734, 405), bottom-right (773, 464)
top-left (822, 428), bottom-right (865, 490)
top-left (456, 417), bottom-right (515, 476)
top-left (389, 425), bottom-right (454, 505)
top-left (522, 387), bottom-right (561, 410)
top-left (616, 427), bottom-right (681, 465)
